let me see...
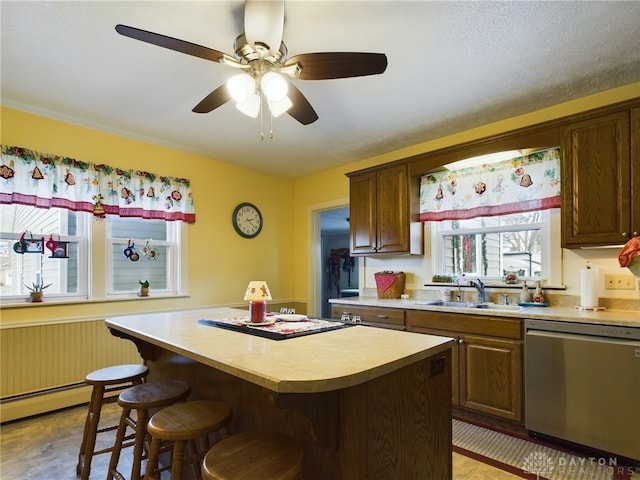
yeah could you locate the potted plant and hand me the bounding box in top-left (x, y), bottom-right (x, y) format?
top-left (139, 280), bottom-right (149, 297)
top-left (25, 279), bottom-right (52, 302)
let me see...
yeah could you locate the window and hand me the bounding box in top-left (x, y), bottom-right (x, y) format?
top-left (0, 204), bottom-right (88, 300)
top-left (106, 216), bottom-right (180, 295)
top-left (432, 210), bottom-right (558, 281)
top-left (0, 204), bottom-right (185, 303)
top-left (424, 148), bottom-right (563, 285)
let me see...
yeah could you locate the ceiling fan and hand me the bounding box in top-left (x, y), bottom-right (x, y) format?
top-left (115, 0), bottom-right (387, 126)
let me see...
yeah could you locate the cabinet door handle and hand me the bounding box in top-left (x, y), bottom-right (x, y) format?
top-left (634, 231), bottom-right (639, 237)
top-left (623, 232), bottom-right (630, 238)
top-left (458, 338), bottom-right (464, 344)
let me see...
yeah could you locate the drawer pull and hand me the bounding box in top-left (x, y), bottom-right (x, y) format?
top-left (377, 314), bottom-right (389, 319)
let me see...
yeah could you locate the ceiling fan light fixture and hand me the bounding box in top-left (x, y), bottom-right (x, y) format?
top-left (261, 72), bottom-right (288, 102)
top-left (235, 92), bottom-right (261, 118)
top-left (268, 96), bottom-right (292, 117)
top-left (227, 73), bottom-right (255, 103)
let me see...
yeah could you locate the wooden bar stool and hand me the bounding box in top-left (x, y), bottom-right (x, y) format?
top-left (107, 380), bottom-right (191, 480)
top-left (201, 431), bottom-right (304, 480)
top-left (143, 400), bottom-right (233, 480)
top-left (76, 364), bottom-right (149, 480)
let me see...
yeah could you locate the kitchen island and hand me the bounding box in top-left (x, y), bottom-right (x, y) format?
top-left (106, 307), bottom-right (455, 479)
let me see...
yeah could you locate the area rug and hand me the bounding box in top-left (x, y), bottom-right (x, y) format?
top-left (452, 419), bottom-right (635, 480)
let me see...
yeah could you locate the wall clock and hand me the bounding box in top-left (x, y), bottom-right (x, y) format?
top-left (232, 202), bottom-right (263, 238)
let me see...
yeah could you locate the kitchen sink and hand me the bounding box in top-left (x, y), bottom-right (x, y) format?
top-left (475, 303), bottom-right (524, 311)
top-left (415, 301), bottom-right (474, 308)
top-left (415, 300), bottom-right (524, 311)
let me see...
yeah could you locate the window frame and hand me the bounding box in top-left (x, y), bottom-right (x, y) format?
top-left (0, 205), bottom-right (188, 306)
top-left (104, 216), bottom-right (181, 297)
top-left (431, 208), bottom-right (563, 286)
top-left (0, 206), bottom-right (90, 303)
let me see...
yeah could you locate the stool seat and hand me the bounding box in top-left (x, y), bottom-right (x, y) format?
top-left (144, 400), bottom-right (232, 480)
top-left (147, 399), bottom-right (232, 441)
top-left (76, 364), bottom-right (149, 480)
top-left (118, 379), bottom-right (191, 409)
top-left (107, 380), bottom-right (191, 480)
top-left (201, 431), bottom-right (304, 480)
top-left (85, 364), bottom-right (149, 386)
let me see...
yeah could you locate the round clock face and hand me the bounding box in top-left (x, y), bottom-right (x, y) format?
top-left (232, 202), bottom-right (263, 238)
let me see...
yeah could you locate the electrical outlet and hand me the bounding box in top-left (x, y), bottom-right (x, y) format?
top-left (605, 273), bottom-right (636, 290)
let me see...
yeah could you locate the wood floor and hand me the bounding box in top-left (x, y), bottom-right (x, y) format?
top-left (0, 402), bottom-right (519, 480)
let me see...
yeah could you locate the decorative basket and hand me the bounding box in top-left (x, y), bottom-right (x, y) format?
top-left (374, 271), bottom-right (406, 299)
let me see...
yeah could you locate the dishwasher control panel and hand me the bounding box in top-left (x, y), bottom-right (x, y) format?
top-left (525, 318), bottom-right (640, 340)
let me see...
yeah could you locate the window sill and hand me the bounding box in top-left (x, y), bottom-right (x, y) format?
top-left (0, 293), bottom-right (191, 309)
top-left (424, 282), bottom-right (566, 290)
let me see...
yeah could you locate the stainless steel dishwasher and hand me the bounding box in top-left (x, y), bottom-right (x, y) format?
top-left (525, 318), bottom-right (640, 461)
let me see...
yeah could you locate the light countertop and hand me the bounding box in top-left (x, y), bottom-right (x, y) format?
top-left (329, 297), bottom-right (640, 328)
top-left (105, 306), bottom-right (454, 394)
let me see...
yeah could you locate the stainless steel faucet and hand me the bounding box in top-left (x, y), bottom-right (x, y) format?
top-left (470, 279), bottom-right (486, 303)
top-left (455, 278), bottom-right (463, 302)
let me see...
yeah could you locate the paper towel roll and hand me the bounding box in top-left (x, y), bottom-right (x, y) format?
top-left (580, 267), bottom-right (599, 308)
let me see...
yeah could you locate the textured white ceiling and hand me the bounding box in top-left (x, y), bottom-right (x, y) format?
top-left (2, 1), bottom-right (639, 178)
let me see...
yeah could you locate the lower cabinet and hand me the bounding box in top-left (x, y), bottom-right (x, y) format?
top-left (406, 310), bottom-right (523, 423)
top-left (331, 304), bottom-right (405, 330)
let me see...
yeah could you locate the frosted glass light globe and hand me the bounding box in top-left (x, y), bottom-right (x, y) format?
top-left (261, 72), bottom-right (288, 102)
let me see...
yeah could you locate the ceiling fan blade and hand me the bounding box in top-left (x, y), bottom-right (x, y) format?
top-left (285, 52), bottom-right (388, 80)
top-left (115, 24), bottom-right (229, 63)
top-left (286, 83), bottom-right (318, 125)
top-left (244, 0), bottom-right (284, 55)
top-left (192, 85), bottom-right (232, 114)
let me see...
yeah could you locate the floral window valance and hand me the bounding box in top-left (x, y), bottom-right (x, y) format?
top-left (419, 147), bottom-right (560, 222)
top-left (0, 145), bottom-right (196, 223)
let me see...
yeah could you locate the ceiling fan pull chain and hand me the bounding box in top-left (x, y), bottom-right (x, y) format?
top-left (269, 111), bottom-right (275, 140)
top-left (259, 95), bottom-right (265, 140)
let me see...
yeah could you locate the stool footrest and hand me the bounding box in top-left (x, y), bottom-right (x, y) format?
top-left (96, 424), bottom-right (119, 435)
top-left (77, 364), bottom-right (149, 480)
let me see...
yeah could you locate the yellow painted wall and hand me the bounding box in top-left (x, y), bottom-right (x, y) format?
top-left (4, 85), bottom-right (638, 420)
top-left (2, 82), bottom-right (639, 322)
top-left (1, 107), bottom-right (296, 324)
top-left (292, 82), bottom-right (640, 311)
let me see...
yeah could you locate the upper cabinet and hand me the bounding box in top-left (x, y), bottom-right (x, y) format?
top-left (561, 107), bottom-right (640, 247)
top-left (347, 163), bottom-right (422, 256)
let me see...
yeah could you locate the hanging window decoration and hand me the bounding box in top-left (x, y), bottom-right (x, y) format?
top-left (419, 148), bottom-right (560, 222)
top-left (45, 234), bottom-right (69, 258)
top-left (142, 239), bottom-right (159, 261)
top-left (92, 193), bottom-right (106, 219)
top-left (13, 231), bottom-right (44, 254)
top-left (123, 239), bottom-right (140, 262)
top-left (0, 145), bottom-right (196, 223)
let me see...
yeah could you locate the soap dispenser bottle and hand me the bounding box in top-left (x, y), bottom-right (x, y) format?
top-left (533, 281), bottom-right (544, 304)
top-left (520, 281), bottom-right (530, 304)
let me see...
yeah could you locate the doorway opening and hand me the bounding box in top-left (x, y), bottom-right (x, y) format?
top-left (318, 207), bottom-right (358, 318)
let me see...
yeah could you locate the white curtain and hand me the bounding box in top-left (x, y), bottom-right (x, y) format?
top-left (419, 148), bottom-right (560, 221)
top-left (0, 145), bottom-right (196, 222)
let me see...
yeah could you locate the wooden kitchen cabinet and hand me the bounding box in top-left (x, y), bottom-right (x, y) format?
top-left (331, 304), bottom-right (405, 330)
top-left (347, 163), bottom-right (422, 255)
top-left (561, 108), bottom-right (640, 247)
top-left (406, 310), bottom-right (523, 422)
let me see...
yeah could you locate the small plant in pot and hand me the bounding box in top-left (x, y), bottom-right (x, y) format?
top-left (139, 280), bottom-right (149, 297)
top-left (25, 279), bottom-right (52, 303)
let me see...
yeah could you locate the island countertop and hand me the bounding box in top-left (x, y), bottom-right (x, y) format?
top-left (105, 306), bottom-right (454, 394)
